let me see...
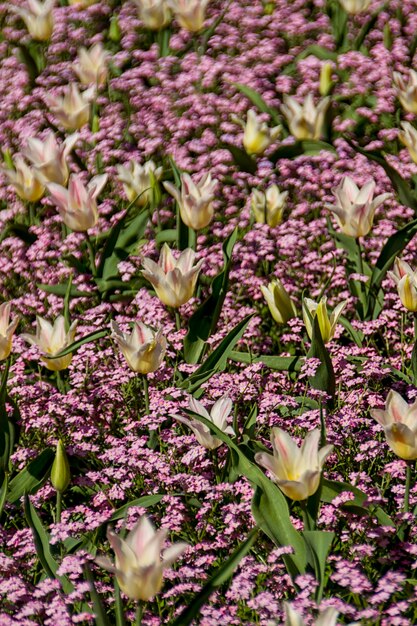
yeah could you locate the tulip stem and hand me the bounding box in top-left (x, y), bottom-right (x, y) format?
top-left (356, 237), bottom-right (364, 277)
top-left (56, 491), bottom-right (62, 524)
top-left (142, 375), bottom-right (149, 414)
top-left (84, 232), bottom-right (97, 277)
top-left (404, 462), bottom-right (413, 513)
top-left (175, 310), bottom-right (181, 332)
top-left (319, 401), bottom-right (327, 447)
top-left (300, 500), bottom-right (312, 531)
top-left (135, 602), bottom-right (144, 626)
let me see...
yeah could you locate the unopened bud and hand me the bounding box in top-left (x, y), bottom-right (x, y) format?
top-left (51, 440), bottom-right (71, 493)
top-left (320, 62), bottom-right (334, 97)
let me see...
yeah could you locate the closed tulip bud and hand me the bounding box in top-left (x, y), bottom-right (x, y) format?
top-left (47, 173), bottom-right (107, 232)
top-left (393, 71), bottom-right (417, 115)
top-left (10, 0), bottom-right (54, 41)
top-left (3, 155), bottom-right (45, 202)
top-left (281, 94), bottom-right (330, 141)
top-left (174, 395), bottom-right (235, 449)
top-left (51, 440), bottom-right (71, 493)
top-left (319, 62), bottom-right (334, 97)
top-left (73, 43), bottom-right (109, 87)
top-left (303, 296), bottom-right (347, 344)
top-left (133, 0), bottom-right (172, 30)
top-left (111, 321), bottom-right (167, 374)
top-left (243, 109), bottom-right (281, 155)
top-left (142, 244), bottom-right (203, 308)
top-left (388, 257), bottom-right (417, 312)
top-left (24, 131), bottom-right (79, 186)
top-left (371, 390), bottom-right (417, 460)
top-left (338, 0), bottom-right (371, 13)
top-left (68, 0), bottom-right (98, 5)
top-left (21, 316), bottom-right (78, 371)
top-left (164, 172), bottom-right (217, 230)
top-left (96, 515), bottom-right (188, 601)
top-left (261, 279), bottom-right (297, 324)
top-left (168, 0), bottom-right (209, 32)
top-left (0, 302), bottom-right (19, 362)
top-left (117, 159), bottom-right (163, 206)
top-left (398, 122), bottom-right (417, 164)
top-left (326, 175), bottom-right (391, 238)
top-left (251, 184), bottom-right (288, 227)
top-left (45, 84), bottom-right (95, 131)
top-left (255, 428), bottom-right (333, 501)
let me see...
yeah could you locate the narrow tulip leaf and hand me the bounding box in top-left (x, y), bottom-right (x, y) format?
top-left (155, 229), bottom-right (177, 244)
top-left (411, 337), bottom-right (417, 386)
top-left (295, 44), bottom-right (338, 61)
top-left (108, 494), bottom-right (165, 522)
top-left (0, 360), bottom-right (14, 480)
top-left (44, 329), bottom-right (108, 360)
top-left (269, 140), bottom-right (335, 163)
top-left (353, 8), bottom-right (382, 51)
top-left (171, 527), bottom-right (259, 626)
top-left (0, 472), bottom-right (8, 518)
top-left (321, 478), bottom-right (394, 526)
top-left (306, 317), bottom-right (335, 402)
top-left (339, 316), bottom-right (364, 348)
top-left (167, 157), bottom-right (192, 251)
top-left (229, 351), bottom-right (303, 371)
top-left (8, 449), bottom-right (54, 504)
top-left (114, 579), bottom-right (126, 626)
top-left (302, 531), bottom-right (334, 602)
top-left (221, 143), bottom-right (258, 174)
top-left (38, 283), bottom-right (91, 298)
top-left (232, 83), bottom-right (281, 124)
top-left (83, 563), bottom-right (112, 626)
top-left (63, 274), bottom-right (73, 332)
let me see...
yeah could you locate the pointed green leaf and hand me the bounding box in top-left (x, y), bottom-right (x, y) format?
top-left (232, 83), bottom-right (280, 124)
top-left (229, 351), bottom-right (303, 371)
top-left (306, 317), bottom-right (335, 401)
top-left (222, 143), bottom-right (258, 174)
top-left (321, 478), bottom-right (394, 526)
top-left (8, 449), bottom-right (54, 504)
top-left (302, 530), bottom-right (334, 602)
top-left (83, 563), bottom-right (112, 626)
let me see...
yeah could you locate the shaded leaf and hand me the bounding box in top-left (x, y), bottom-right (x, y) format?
top-left (232, 83), bottom-right (280, 124)
top-left (221, 143), bottom-right (258, 174)
top-left (321, 478), bottom-right (394, 526)
top-left (229, 351), bottom-right (303, 371)
top-left (8, 449), bottom-right (54, 504)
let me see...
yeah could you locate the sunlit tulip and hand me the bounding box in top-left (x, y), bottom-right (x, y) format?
top-left (242, 109), bottom-right (281, 155)
top-left (47, 173), bottom-right (107, 232)
top-left (96, 515), bottom-right (187, 601)
top-left (168, 0), bottom-right (209, 32)
top-left (164, 172), bottom-right (217, 230)
top-left (22, 315), bottom-right (78, 371)
top-left (10, 0), bottom-right (54, 41)
top-left (3, 155), bottom-right (45, 202)
top-left (133, 0), bottom-right (172, 29)
top-left (393, 70), bottom-right (417, 115)
top-left (326, 175), bottom-right (391, 238)
top-left (0, 302), bottom-right (19, 362)
top-left (73, 43), bottom-right (109, 87)
top-left (142, 244), bottom-right (203, 308)
top-left (284, 603), bottom-right (339, 626)
top-left (338, 0), bottom-right (371, 13)
top-left (388, 257), bottom-right (417, 312)
top-left (302, 296), bottom-right (346, 344)
top-left (398, 122), bottom-right (417, 164)
top-left (45, 84), bottom-right (95, 131)
top-left (261, 279), bottom-right (297, 324)
top-left (111, 321), bottom-right (167, 374)
top-left (117, 159), bottom-right (163, 206)
top-left (23, 131), bottom-right (79, 186)
top-left (371, 390), bottom-right (417, 460)
top-left (251, 184), bottom-right (288, 227)
top-left (255, 428), bottom-right (333, 501)
top-left (281, 94), bottom-right (330, 141)
top-left (174, 395), bottom-right (235, 450)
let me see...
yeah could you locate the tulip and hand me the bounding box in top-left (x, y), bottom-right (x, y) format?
top-left (23, 131), bottom-right (79, 186)
top-left (69, 0), bottom-right (97, 5)
top-left (242, 109), bottom-right (281, 155)
top-left (111, 321), bottom-right (167, 374)
top-left (319, 62), bottom-right (334, 97)
top-left (281, 94), bottom-right (330, 141)
top-left (302, 296), bottom-right (347, 344)
top-left (261, 279), bottom-right (297, 324)
top-left (73, 43), bottom-right (109, 87)
top-left (47, 173), bottom-right (107, 232)
top-left (393, 70), bottom-right (417, 115)
top-left (142, 244), bottom-right (203, 308)
top-left (167, 0), bottom-right (209, 32)
top-left (51, 440), bottom-right (71, 494)
top-left (164, 172), bottom-right (217, 230)
top-left (338, 0), bottom-right (371, 13)
top-left (96, 515), bottom-right (187, 601)
top-left (21, 315), bottom-right (77, 371)
top-left (174, 395), bottom-right (235, 449)
top-left (371, 390), bottom-right (417, 460)
top-left (10, 0), bottom-right (54, 41)
top-left (326, 175), bottom-right (391, 238)
top-left (117, 159), bottom-right (163, 206)
top-left (251, 184), bottom-right (288, 227)
top-left (284, 603), bottom-right (339, 626)
top-left (398, 122), bottom-right (417, 164)
top-left (0, 302), bottom-right (19, 362)
top-left (45, 84), bottom-right (95, 131)
top-left (388, 257), bottom-right (417, 312)
top-left (255, 428), bottom-right (333, 501)
top-left (3, 155), bottom-right (45, 202)
top-left (133, 0), bottom-right (172, 30)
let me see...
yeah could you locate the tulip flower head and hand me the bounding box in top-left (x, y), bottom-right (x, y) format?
top-left (261, 279), bottom-right (297, 324)
top-left (326, 175), bottom-right (391, 238)
top-left (338, 0), bottom-right (371, 13)
top-left (398, 122), bottom-right (417, 164)
top-left (393, 70), bottom-right (417, 115)
top-left (251, 184), bottom-right (288, 227)
top-left (168, 0), bottom-right (209, 32)
top-left (73, 43), bottom-right (109, 87)
top-left (21, 315), bottom-right (77, 371)
top-left (142, 244), bottom-right (203, 308)
top-left (117, 159), bottom-right (163, 206)
top-left (371, 390), bottom-right (417, 460)
top-left (388, 257), bottom-right (417, 312)
top-left (164, 172), bottom-right (217, 230)
top-left (255, 428), bottom-right (333, 501)
top-left (3, 155), bottom-right (45, 202)
top-left (96, 515), bottom-right (187, 601)
top-left (133, 0), bottom-right (172, 30)
top-left (45, 84), bottom-right (95, 131)
top-left (284, 603), bottom-right (339, 626)
top-left (242, 109), bottom-right (281, 155)
top-left (302, 296), bottom-right (347, 344)
top-left (10, 0), bottom-right (54, 41)
top-left (111, 321), bottom-right (167, 374)
top-left (47, 173), bottom-right (107, 232)
top-left (0, 302), bottom-right (19, 362)
top-left (24, 131), bottom-right (79, 186)
top-left (174, 395), bottom-right (235, 450)
top-left (281, 94), bottom-right (330, 141)
top-left (51, 440), bottom-right (71, 494)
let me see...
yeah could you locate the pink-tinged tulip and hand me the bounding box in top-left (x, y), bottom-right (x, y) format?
top-left (371, 390), bottom-right (417, 460)
top-left (242, 109), bottom-right (281, 155)
top-left (111, 321), bottom-right (167, 374)
top-left (164, 172), bottom-right (217, 230)
top-left (73, 43), bottom-right (109, 87)
top-left (45, 84), bottom-right (95, 131)
top-left (0, 303), bottom-right (19, 362)
top-left (117, 159), bottom-right (163, 206)
top-left (133, 0), bottom-right (172, 30)
top-left (142, 244), bottom-right (203, 308)
top-left (47, 173), bottom-right (107, 232)
top-left (393, 70), bottom-right (417, 115)
top-left (388, 257), bottom-right (417, 312)
top-left (281, 94), bottom-right (330, 140)
top-left (302, 296), bottom-right (347, 344)
top-left (338, 0), bottom-right (371, 13)
top-left (167, 0), bottom-right (209, 32)
top-left (284, 603), bottom-right (340, 626)
top-left (398, 122), bottom-right (417, 164)
top-left (21, 316), bottom-right (77, 371)
top-left (261, 279), bottom-right (297, 324)
top-left (3, 155), bottom-right (45, 202)
top-left (255, 428), bottom-right (333, 501)
top-left (174, 395), bottom-right (235, 449)
top-left (251, 184), bottom-right (288, 227)
top-left (23, 131), bottom-right (79, 186)
top-left (96, 515), bottom-right (187, 601)
top-left (326, 175), bottom-right (391, 238)
top-left (10, 0), bottom-right (54, 41)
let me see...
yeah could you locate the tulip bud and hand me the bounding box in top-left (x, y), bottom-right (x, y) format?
top-left (303, 296), bottom-right (347, 344)
top-left (242, 109), bottom-right (281, 156)
top-left (319, 62), bottom-right (334, 97)
top-left (281, 94), bottom-right (330, 141)
top-left (109, 15), bottom-right (122, 43)
top-left (260, 279), bottom-right (297, 324)
top-left (51, 440), bottom-right (71, 493)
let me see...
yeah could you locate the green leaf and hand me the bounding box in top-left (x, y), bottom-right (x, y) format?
top-left (222, 143), bottom-right (258, 174)
top-left (232, 84), bottom-right (280, 124)
top-left (44, 329), bottom-right (109, 360)
top-left (108, 494), bottom-right (165, 522)
top-left (269, 140), bottom-right (336, 163)
top-left (83, 563), bottom-right (112, 626)
top-left (411, 337), bottom-right (417, 386)
top-left (8, 449), bottom-right (54, 504)
top-left (0, 359), bottom-right (14, 480)
top-left (38, 283), bottom-right (91, 298)
top-left (229, 351), bottom-right (303, 371)
top-left (321, 478), bottom-right (394, 526)
top-left (155, 229), bottom-right (177, 244)
top-left (306, 317), bottom-right (335, 401)
top-left (302, 530), bottom-right (334, 602)
top-left (295, 44), bottom-right (338, 61)
top-left (0, 473), bottom-right (8, 518)
top-left (339, 316), bottom-right (363, 348)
